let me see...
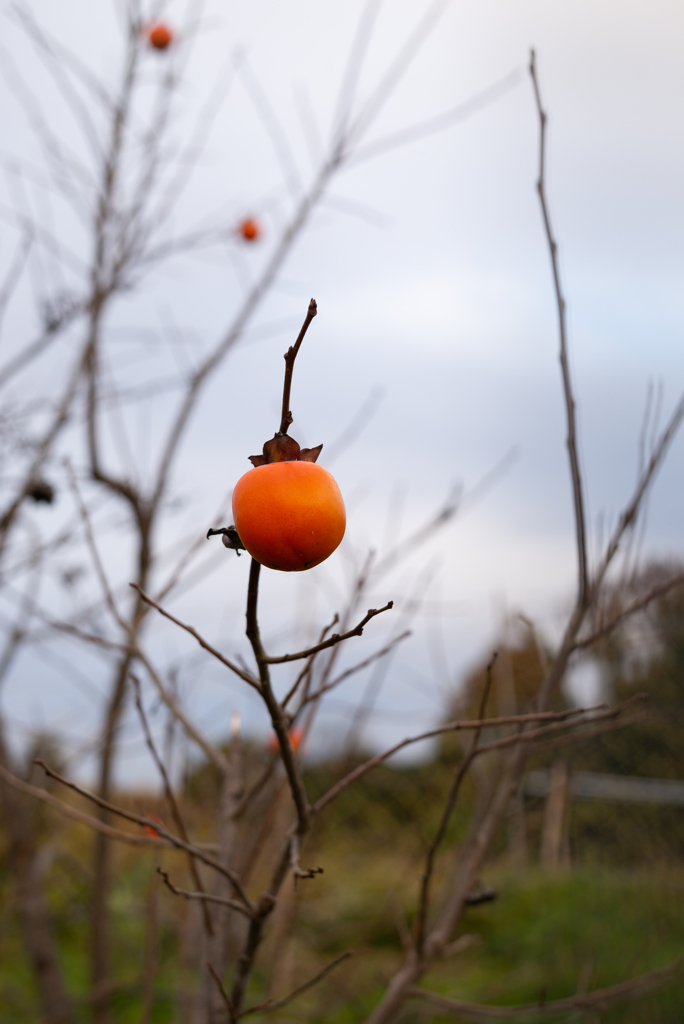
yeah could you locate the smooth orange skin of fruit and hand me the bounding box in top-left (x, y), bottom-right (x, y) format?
top-left (148, 24), bottom-right (173, 50)
top-left (239, 217), bottom-right (260, 242)
top-left (232, 461), bottom-right (345, 572)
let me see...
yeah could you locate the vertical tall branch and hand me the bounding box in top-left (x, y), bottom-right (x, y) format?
top-left (529, 50), bottom-right (589, 609)
top-left (415, 652), bottom-right (497, 954)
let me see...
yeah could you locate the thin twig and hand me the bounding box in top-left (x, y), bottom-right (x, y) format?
top-left (281, 612), bottom-right (339, 710)
top-left (279, 298), bottom-right (317, 434)
top-left (132, 675), bottom-right (214, 936)
top-left (136, 649), bottom-right (230, 775)
top-left (532, 711), bottom-right (648, 754)
top-left (573, 572), bottom-right (684, 651)
top-left (65, 460), bottom-right (126, 630)
top-left (530, 50), bottom-right (589, 608)
top-left (208, 962), bottom-right (235, 1020)
top-left (240, 951), bottom-right (354, 1017)
top-left (33, 759), bottom-right (254, 912)
top-left (131, 583), bottom-right (261, 690)
top-left (0, 763), bottom-right (167, 847)
top-left (264, 602), bottom-right (394, 664)
top-left (408, 955), bottom-right (683, 1018)
top-left (415, 651), bottom-right (497, 952)
top-left (301, 630), bottom-right (411, 706)
top-left (158, 869), bottom-right (251, 918)
top-left (313, 698), bottom-right (641, 815)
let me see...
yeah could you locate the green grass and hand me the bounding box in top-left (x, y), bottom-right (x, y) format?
top-left (2, 762), bottom-right (684, 1024)
top-left (1, 853), bottom-right (683, 1022)
top-left (420, 867), bottom-right (684, 1022)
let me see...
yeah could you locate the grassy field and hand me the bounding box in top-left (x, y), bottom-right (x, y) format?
top-left (2, 751), bottom-right (683, 1022)
top-left (2, 841), bottom-right (682, 1022)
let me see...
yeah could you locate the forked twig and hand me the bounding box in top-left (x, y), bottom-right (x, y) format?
top-left (300, 629), bottom-right (411, 707)
top-left (132, 676), bottom-right (214, 936)
top-left (573, 572), bottom-right (684, 651)
top-left (313, 696), bottom-right (643, 815)
top-left (264, 602), bottom-right (394, 664)
top-left (33, 759), bottom-right (254, 912)
top-left (131, 583), bottom-right (261, 690)
top-left (281, 612), bottom-right (339, 710)
top-left (415, 651), bottom-right (497, 952)
top-left (0, 763), bottom-right (166, 847)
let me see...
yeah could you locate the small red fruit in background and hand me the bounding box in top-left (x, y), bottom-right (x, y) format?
top-left (233, 433), bottom-right (345, 572)
top-left (143, 814), bottom-right (164, 839)
top-left (147, 23), bottom-right (174, 50)
top-left (238, 217), bottom-right (261, 242)
top-left (268, 727), bottom-right (305, 754)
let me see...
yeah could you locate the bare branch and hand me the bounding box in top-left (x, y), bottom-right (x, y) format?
top-left (0, 306), bottom-right (83, 391)
top-left (415, 651), bottom-right (497, 952)
top-left (265, 601), bottom-right (394, 664)
top-left (240, 951), bottom-right (353, 1017)
top-left (300, 629), bottom-right (411, 706)
top-left (33, 759), bottom-right (254, 912)
top-left (350, 68), bottom-right (523, 166)
top-left (131, 583), bottom-right (261, 690)
top-left (0, 763), bottom-right (167, 847)
top-left (408, 955), bottom-right (683, 1019)
top-left (281, 612), bottom-right (339, 710)
top-left (594, 388), bottom-right (684, 589)
top-left (208, 962), bottom-right (235, 1020)
top-left (347, 0), bottom-right (451, 148)
top-left (532, 711), bottom-right (648, 754)
top-left (279, 298), bottom-right (317, 434)
top-left (312, 701), bottom-right (617, 814)
top-left (66, 461), bottom-right (126, 631)
top-left (530, 50), bottom-right (589, 608)
top-left (136, 649), bottom-right (230, 776)
top-left (330, 0), bottom-right (383, 145)
top-left (573, 572), bottom-right (684, 651)
top-left (132, 676), bottom-right (214, 936)
top-left (158, 869), bottom-right (251, 919)
top-left (0, 229), bottom-right (32, 336)
top-left (289, 832), bottom-right (324, 881)
top-left (237, 56), bottom-right (302, 202)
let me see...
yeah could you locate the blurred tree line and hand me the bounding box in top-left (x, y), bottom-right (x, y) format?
top-left (448, 561), bottom-right (684, 869)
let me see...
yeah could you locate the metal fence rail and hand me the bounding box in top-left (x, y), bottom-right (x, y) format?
top-left (525, 770), bottom-right (684, 806)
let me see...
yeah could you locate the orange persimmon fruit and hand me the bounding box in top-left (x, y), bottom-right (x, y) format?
top-left (147, 23), bottom-right (174, 50)
top-left (268, 727), bottom-right (305, 753)
top-left (238, 217), bottom-right (261, 242)
top-left (232, 461), bottom-right (345, 572)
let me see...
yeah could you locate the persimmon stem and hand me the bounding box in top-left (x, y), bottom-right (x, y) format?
top-left (279, 298), bottom-right (317, 434)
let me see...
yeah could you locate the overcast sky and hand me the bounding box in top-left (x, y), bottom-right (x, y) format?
top-left (1, 0), bottom-right (683, 780)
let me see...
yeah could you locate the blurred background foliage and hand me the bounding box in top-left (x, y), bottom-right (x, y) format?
top-left (1, 562), bottom-right (683, 1021)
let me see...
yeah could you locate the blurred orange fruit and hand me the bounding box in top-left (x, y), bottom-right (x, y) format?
top-left (268, 727), bottom-right (305, 753)
top-left (148, 23), bottom-right (173, 50)
top-left (238, 217), bottom-right (261, 242)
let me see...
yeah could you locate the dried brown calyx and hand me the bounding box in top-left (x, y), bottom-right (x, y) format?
top-left (248, 433), bottom-right (322, 468)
